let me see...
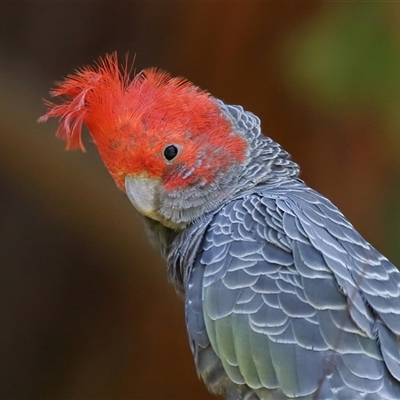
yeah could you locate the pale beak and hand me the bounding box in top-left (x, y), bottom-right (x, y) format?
top-left (125, 175), bottom-right (179, 229)
top-left (125, 175), bottom-right (161, 217)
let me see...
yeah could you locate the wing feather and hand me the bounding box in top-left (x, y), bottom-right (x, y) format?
top-left (185, 183), bottom-right (400, 398)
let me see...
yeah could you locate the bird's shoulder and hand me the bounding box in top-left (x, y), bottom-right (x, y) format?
top-left (202, 179), bottom-right (400, 334)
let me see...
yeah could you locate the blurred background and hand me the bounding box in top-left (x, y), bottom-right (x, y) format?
top-left (1, 2), bottom-right (400, 399)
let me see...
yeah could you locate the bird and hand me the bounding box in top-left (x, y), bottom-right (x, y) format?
top-left (39, 53), bottom-right (400, 399)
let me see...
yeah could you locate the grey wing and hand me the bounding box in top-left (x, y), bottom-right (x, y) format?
top-left (185, 187), bottom-right (400, 400)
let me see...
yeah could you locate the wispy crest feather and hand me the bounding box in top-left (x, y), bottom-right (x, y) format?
top-left (38, 53), bottom-right (202, 151)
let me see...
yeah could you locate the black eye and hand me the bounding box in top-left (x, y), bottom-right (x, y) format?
top-left (163, 145), bottom-right (179, 161)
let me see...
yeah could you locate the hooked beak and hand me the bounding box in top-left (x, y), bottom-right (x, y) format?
top-left (125, 175), bottom-right (180, 229)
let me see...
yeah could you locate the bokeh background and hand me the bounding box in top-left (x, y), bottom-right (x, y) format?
top-left (2, 2), bottom-right (400, 399)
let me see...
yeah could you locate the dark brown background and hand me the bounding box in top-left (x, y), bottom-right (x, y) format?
top-left (2, 3), bottom-right (400, 399)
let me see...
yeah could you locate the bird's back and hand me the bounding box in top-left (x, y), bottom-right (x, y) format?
top-left (181, 179), bottom-right (400, 400)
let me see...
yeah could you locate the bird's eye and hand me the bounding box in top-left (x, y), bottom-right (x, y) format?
top-left (163, 145), bottom-right (179, 161)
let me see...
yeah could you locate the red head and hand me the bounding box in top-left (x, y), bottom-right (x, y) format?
top-left (39, 54), bottom-right (247, 195)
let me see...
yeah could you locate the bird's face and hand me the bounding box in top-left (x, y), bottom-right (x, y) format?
top-left (39, 55), bottom-right (247, 229)
top-left (95, 105), bottom-right (247, 228)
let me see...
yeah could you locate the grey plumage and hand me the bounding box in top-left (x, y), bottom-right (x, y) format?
top-left (145, 103), bottom-right (400, 399)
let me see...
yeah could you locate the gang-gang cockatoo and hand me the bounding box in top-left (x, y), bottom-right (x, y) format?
top-left (39, 54), bottom-right (400, 400)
